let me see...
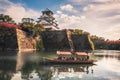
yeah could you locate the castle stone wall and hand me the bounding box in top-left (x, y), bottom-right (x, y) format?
top-left (16, 29), bottom-right (36, 51)
top-left (0, 26), bottom-right (35, 51)
top-left (0, 26), bottom-right (18, 50)
top-left (42, 30), bottom-right (92, 52)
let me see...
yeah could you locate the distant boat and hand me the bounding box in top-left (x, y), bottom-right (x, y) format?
top-left (41, 51), bottom-right (95, 64)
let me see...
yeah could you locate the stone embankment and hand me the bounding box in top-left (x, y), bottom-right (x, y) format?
top-left (0, 22), bottom-right (36, 51)
top-left (16, 29), bottom-right (36, 51)
top-left (0, 22), bottom-right (92, 52)
top-left (42, 30), bottom-right (92, 52)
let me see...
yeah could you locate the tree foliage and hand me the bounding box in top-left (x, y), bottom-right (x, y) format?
top-left (37, 8), bottom-right (59, 29)
top-left (20, 18), bottom-right (45, 37)
top-left (90, 35), bottom-right (120, 50)
top-left (73, 29), bottom-right (83, 35)
top-left (0, 14), bottom-right (15, 24)
top-left (72, 29), bottom-right (90, 35)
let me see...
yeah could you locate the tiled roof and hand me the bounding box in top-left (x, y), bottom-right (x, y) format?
top-left (57, 51), bottom-right (71, 55)
top-left (76, 52), bottom-right (88, 56)
top-left (57, 51), bottom-right (88, 56)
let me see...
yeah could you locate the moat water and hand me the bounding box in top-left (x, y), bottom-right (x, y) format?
top-left (0, 50), bottom-right (120, 80)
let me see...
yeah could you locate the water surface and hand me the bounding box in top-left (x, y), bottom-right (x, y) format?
top-left (0, 50), bottom-right (120, 80)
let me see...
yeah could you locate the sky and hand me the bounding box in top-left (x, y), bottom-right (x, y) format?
top-left (0, 0), bottom-right (120, 40)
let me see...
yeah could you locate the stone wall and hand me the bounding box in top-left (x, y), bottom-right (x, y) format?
top-left (0, 26), bottom-right (18, 50)
top-left (0, 26), bottom-right (36, 51)
top-left (16, 29), bottom-right (36, 51)
top-left (0, 25), bottom-right (92, 52)
top-left (42, 30), bottom-right (70, 51)
top-left (71, 34), bottom-right (92, 52)
top-left (42, 30), bottom-right (92, 52)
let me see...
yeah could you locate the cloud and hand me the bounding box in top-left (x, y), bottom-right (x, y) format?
top-left (82, 2), bottom-right (120, 25)
top-left (56, 1), bottom-right (120, 40)
top-left (0, 0), bottom-right (40, 22)
top-left (0, 0), bottom-right (13, 13)
top-left (5, 5), bottom-right (40, 22)
top-left (83, 4), bottom-right (95, 11)
top-left (93, 0), bottom-right (120, 3)
top-left (67, 0), bottom-right (86, 3)
top-left (60, 4), bottom-right (73, 11)
top-left (56, 11), bottom-right (63, 14)
top-left (60, 4), bottom-right (78, 13)
top-left (68, 0), bottom-right (120, 4)
top-left (55, 11), bottom-right (90, 34)
top-left (83, 3), bottom-right (120, 12)
top-left (103, 26), bottom-right (120, 40)
top-left (83, 2), bottom-right (120, 40)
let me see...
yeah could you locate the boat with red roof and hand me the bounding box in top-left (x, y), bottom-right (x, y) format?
top-left (41, 51), bottom-right (95, 64)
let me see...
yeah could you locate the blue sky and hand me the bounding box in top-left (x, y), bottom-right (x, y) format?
top-left (11, 0), bottom-right (66, 11)
top-left (0, 0), bottom-right (120, 40)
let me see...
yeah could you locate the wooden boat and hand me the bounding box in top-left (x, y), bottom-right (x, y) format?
top-left (44, 58), bottom-right (94, 64)
top-left (40, 51), bottom-right (95, 64)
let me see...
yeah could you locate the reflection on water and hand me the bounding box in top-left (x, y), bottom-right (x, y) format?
top-left (50, 64), bottom-right (94, 80)
top-left (0, 50), bottom-right (120, 80)
top-left (95, 50), bottom-right (120, 60)
top-left (0, 59), bottom-right (16, 80)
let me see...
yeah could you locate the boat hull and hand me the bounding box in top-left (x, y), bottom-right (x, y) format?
top-left (40, 58), bottom-right (94, 64)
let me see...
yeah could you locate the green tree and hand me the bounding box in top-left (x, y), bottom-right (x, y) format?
top-left (37, 8), bottom-right (59, 29)
top-left (0, 14), bottom-right (15, 23)
top-left (34, 24), bottom-right (45, 35)
top-left (0, 14), bottom-right (4, 22)
top-left (20, 18), bottom-right (45, 37)
top-left (33, 24), bottom-right (45, 50)
top-left (90, 35), bottom-right (106, 49)
top-left (73, 29), bottom-right (83, 35)
top-left (20, 18), bottom-right (35, 34)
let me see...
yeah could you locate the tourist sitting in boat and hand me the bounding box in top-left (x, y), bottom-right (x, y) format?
top-left (57, 51), bottom-right (71, 60)
top-left (57, 55), bottom-right (62, 60)
top-left (76, 52), bottom-right (89, 61)
top-left (57, 51), bottom-right (89, 61)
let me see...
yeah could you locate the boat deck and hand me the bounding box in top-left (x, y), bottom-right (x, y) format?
top-left (40, 58), bottom-right (94, 64)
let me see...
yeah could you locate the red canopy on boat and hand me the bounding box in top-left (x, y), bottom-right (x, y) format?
top-left (57, 51), bottom-right (71, 55)
top-left (76, 52), bottom-right (88, 56)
